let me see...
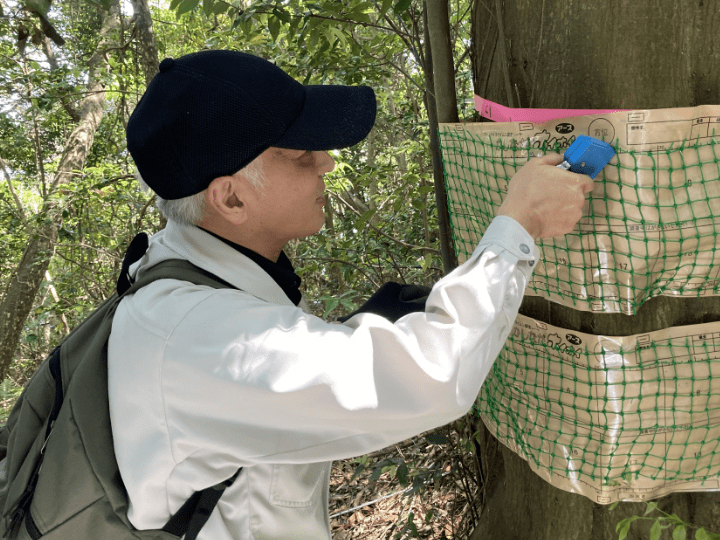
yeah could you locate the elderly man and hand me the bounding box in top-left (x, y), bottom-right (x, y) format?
top-left (109, 50), bottom-right (593, 539)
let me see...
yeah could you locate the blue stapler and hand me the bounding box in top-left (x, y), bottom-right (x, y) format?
top-left (557, 135), bottom-right (616, 179)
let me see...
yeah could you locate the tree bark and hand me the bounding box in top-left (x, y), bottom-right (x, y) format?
top-left (468, 0), bottom-right (720, 538)
top-left (426, 0), bottom-right (460, 124)
top-left (424, 1), bottom-right (458, 273)
top-left (0, 2), bottom-right (120, 383)
top-left (129, 0), bottom-right (160, 86)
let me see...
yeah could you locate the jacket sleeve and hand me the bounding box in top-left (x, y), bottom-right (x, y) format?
top-left (157, 216), bottom-right (539, 464)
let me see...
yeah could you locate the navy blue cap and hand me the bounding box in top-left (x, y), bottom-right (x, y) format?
top-left (126, 50), bottom-right (376, 200)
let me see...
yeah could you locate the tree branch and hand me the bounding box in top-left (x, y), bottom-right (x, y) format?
top-left (371, 1), bottom-right (422, 65)
top-left (293, 256), bottom-right (381, 288)
top-left (0, 155), bottom-right (32, 235)
top-left (334, 193), bottom-right (441, 255)
top-left (41, 34), bottom-right (81, 122)
top-left (249, 7), bottom-right (413, 39)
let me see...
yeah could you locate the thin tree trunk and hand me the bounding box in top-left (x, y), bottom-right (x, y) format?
top-left (424, 1), bottom-right (458, 273)
top-left (129, 0), bottom-right (159, 86)
top-left (129, 0), bottom-right (162, 229)
top-left (426, 0), bottom-right (460, 124)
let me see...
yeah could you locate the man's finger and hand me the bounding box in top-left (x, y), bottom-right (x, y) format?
top-left (534, 152), bottom-right (563, 166)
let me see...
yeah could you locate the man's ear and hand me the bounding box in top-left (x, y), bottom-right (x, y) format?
top-left (205, 175), bottom-right (247, 225)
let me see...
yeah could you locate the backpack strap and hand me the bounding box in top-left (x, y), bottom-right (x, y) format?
top-left (162, 469), bottom-right (242, 539)
top-left (128, 258), bottom-right (238, 294)
top-left (117, 232), bottom-right (237, 296)
top-left (116, 232), bottom-right (149, 296)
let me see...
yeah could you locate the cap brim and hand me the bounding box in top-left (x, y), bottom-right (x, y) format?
top-left (274, 85), bottom-right (376, 150)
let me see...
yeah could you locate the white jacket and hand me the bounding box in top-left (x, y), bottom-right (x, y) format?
top-left (107, 216), bottom-right (538, 539)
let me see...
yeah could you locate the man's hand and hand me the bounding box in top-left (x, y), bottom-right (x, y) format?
top-left (497, 153), bottom-right (594, 239)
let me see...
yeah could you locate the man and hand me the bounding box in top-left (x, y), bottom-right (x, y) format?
top-left (111, 49), bottom-right (593, 539)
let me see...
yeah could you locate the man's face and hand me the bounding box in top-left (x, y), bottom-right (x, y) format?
top-left (243, 147), bottom-right (335, 248)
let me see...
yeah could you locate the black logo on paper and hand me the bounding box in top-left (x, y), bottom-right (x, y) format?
top-left (566, 333), bottom-right (582, 346)
top-left (556, 123), bottom-right (575, 134)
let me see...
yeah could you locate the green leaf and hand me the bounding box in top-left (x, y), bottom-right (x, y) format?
top-left (609, 501), bottom-right (620, 511)
top-left (213, 1), bottom-right (229, 15)
top-left (351, 462), bottom-right (365, 480)
top-left (396, 461), bottom-right (409, 486)
top-left (644, 502), bottom-right (659, 515)
top-left (286, 14), bottom-right (300, 39)
top-left (268, 16), bottom-right (281, 42)
top-left (379, 0), bottom-right (393, 17)
top-left (175, 0), bottom-right (199, 17)
top-left (616, 517), bottom-right (640, 533)
top-left (329, 27), bottom-right (348, 49)
top-left (617, 521), bottom-right (632, 540)
top-left (650, 521), bottom-right (662, 540)
top-left (307, 24), bottom-right (321, 49)
top-left (672, 525), bottom-right (687, 540)
top-left (358, 209), bottom-right (376, 225)
top-left (369, 465), bottom-right (384, 483)
top-left (426, 432), bottom-right (449, 445)
top-left (272, 6), bottom-right (290, 23)
top-left (411, 199), bottom-right (426, 210)
top-left (348, 6), bottom-right (372, 24)
top-left (697, 528), bottom-right (709, 540)
top-left (323, 296), bottom-right (339, 317)
top-left (354, 1), bottom-right (375, 11)
top-left (202, 0), bottom-right (213, 16)
top-left (393, 0), bottom-right (412, 14)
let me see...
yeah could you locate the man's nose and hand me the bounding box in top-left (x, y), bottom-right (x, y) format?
top-left (318, 151), bottom-right (335, 174)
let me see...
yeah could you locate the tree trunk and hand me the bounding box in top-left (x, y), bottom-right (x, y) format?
top-left (424, 1), bottom-right (458, 273)
top-left (469, 1), bottom-right (720, 538)
top-left (129, 0), bottom-right (160, 86)
top-left (0, 3), bottom-right (120, 383)
top-left (426, 0), bottom-right (460, 125)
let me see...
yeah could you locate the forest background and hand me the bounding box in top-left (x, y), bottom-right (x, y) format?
top-left (0, 0), bottom-right (473, 387)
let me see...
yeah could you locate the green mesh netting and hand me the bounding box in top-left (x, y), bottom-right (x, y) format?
top-left (439, 127), bottom-right (720, 315)
top-left (438, 116), bottom-right (720, 502)
top-left (479, 313), bottom-right (720, 503)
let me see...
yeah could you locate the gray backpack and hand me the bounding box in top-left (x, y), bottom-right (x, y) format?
top-left (0, 233), bottom-right (241, 539)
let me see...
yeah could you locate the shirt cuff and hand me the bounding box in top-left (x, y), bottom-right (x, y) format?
top-left (475, 215), bottom-right (540, 265)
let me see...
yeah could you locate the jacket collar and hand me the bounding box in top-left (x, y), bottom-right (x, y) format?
top-left (130, 220), bottom-right (299, 308)
top-left (197, 227), bottom-right (302, 306)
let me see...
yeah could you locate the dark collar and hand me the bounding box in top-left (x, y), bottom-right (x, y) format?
top-left (198, 227), bottom-right (302, 306)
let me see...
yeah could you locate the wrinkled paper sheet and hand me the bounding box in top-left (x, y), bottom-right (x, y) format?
top-left (479, 314), bottom-right (720, 503)
top-left (440, 106), bottom-right (720, 314)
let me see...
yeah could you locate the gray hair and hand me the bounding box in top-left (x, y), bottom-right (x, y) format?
top-left (136, 155), bottom-right (266, 226)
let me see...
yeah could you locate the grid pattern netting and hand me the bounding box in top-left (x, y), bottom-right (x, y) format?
top-left (478, 315), bottom-right (720, 496)
top-left (439, 128), bottom-right (720, 499)
top-left (439, 130), bottom-right (720, 315)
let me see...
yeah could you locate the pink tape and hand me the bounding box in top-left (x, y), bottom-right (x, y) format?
top-left (475, 95), bottom-right (630, 123)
